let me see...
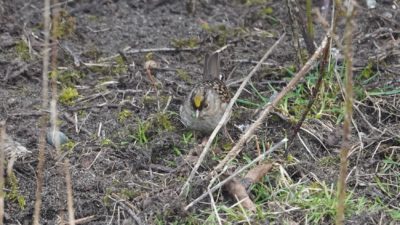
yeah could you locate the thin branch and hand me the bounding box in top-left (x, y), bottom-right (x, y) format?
top-left (208, 189), bottom-right (222, 225)
top-left (98, 46), bottom-right (199, 62)
top-left (179, 33), bottom-right (286, 197)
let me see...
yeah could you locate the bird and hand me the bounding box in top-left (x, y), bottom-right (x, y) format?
top-left (180, 52), bottom-right (231, 134)
top-left (2, 134), bottom-right (30, 160)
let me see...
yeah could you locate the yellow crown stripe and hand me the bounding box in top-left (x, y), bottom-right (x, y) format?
top-left (193, 95), bottom-right (203, 108)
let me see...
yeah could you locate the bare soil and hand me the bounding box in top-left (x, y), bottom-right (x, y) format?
top-left (1, 0), bottom-right (399, 224)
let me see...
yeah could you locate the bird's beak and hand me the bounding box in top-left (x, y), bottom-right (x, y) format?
top-left (195, 109), bottom-right (200, 118)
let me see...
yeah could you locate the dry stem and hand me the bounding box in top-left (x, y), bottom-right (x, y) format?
top-left (336, 1), bottom-right (355, 224)
top-left (0, 122), bottom-right (5, 225)
top-left (33, 0), bottom-right (51, 223)
top-left (49, 3), bottom-right (76, 224)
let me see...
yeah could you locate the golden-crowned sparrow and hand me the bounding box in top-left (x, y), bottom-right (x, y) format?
top-left (1, 134), bottom-right (30, 161)
top-left (180, 52), bottom-right (231, 133)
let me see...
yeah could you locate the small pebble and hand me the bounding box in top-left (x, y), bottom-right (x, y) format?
top-left (46, 129), bottom-right (69, 147)
top-left (366, 0), bottom-right (376, 9)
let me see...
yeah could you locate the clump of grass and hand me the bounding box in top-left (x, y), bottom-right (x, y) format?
top-left (133, 118), bottom-right (150, 144)
top-left (53, 9), bottom-right (76, 39)
top-left (6, 172), bottom-right (26, 209)
top-left (130, 112), bottom-right (176, 145)
top-left (176, 68), bottom-right (192, 83)
top-left (118, 109), bottom-right (132, 123)
top-left (59, 69), bottom-right (85, 87)
top-left (82, 45), bottom-right (102, 60)
top-left (119, 188), bottom-right (137, 201)
top-left (236, 82), bottom-right (275, 109)
top-left (59, 87), bottom-right (79, 106)
top-left (172, 37), bottom-right (199, 48)
top-left (260, 7), bottom-right (273, 15)
top-left (201, 22), bottom-right (247, 46)
top-left (373, 155), bottom-right (400, 202)
top-left (154, 112), bottom-right (175, 131)
top-left (15, 40), bottom-right (31, 61)
top-left (182, 132), bottom-right (193, 145)
top-left (102, 188), bottom-right (113, 206)
top-left (84, 54), bottom-right (127, 77)
top-left (173, 146), bottom-right (183, 156)
top-left (61, 140), bottom-right (76, 152)
top-left (101, 138), bottom-right (114, 147)
top-left (319, 156), bottom-right (340, 167)
top-left (277, 66), bottom-right (345, 124)
top-left (111, 55), bottom-right (128, 75)
top-left (256, 6), bottom-right (279, 26)
top-left (360, 62), bottom-right (374, 80)
top-left (250, 179), bottom-right (373, 224)
top-left (142, 95), bottom-right (172, 108)
top-left (388, 209), bottom-right (400, 221)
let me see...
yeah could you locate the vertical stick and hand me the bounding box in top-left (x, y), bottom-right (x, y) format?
top-left (33, 0), bottom-right (50, 223)
top-left (0, 121), bottom-right (5, 225)
top-left (336, 1), bottom-right (355, 224)
top-left (49, 1), bottom-right (76, 224)
top-left (306, 0), bottom-right (314, 39)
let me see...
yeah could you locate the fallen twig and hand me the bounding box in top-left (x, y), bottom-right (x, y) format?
top-left (124, 46), bottom-right (199, 54)
top-left (97, 46), bottom-right (199, 62)
top-left (62, 215), bottom-right (96, 225)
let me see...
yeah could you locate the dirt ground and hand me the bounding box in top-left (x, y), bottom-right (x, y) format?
top-left (1, 0), bottom-right (399, 224)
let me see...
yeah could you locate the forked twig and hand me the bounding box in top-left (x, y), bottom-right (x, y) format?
top-left (125, 46), bottom-right (199, 54)
top-left (179, 33), bottom-right (286, 196)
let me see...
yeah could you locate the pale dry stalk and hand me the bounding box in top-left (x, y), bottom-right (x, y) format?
top-left (336, 0), bottom-right (355, 224)
top-left (33, 0), bottom-right (51, 223)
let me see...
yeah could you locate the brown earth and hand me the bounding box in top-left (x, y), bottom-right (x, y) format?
top-left (0, 0), bottom-right (399, 224)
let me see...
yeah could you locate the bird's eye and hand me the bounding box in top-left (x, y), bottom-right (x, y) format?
top-left (204, 103), bottom-right (209, 108)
